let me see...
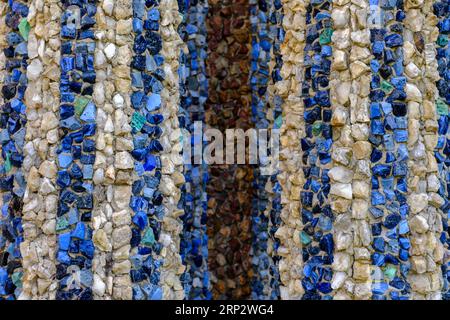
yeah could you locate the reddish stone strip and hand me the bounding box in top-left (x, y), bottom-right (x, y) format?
top-left (205, 0), bottom-right (253, 300)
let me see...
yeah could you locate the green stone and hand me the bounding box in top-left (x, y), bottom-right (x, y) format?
top-left (18, 18), bottom-right (30, 41)
top-left (312, 121), bottom-right (322, 136)
top-left (437, 34), bottom-right (448, 47)
top-left (142, 228), bottom-right (155, 246)
top-left (436, 98), bottom-right (448, 116)
top-left (56, 217), bottom-right (69, 232)
top-left (12, 271), bottom-right (23, 288)
top-left (74, 97), bottom-right (90, 116)
top-left (4, 152), bottom-right (11, 173)
top-left (274, 115), bottom-right (282, 129)
top-left (319, 28), bottom-right (333, 45)
top-left (383, 265), bottom-right (397, 280)
top-left (381, 80), bottom-right (394, 93)
top-left (300, 231), bottom-right (311, 245)
top-left (131, 112), bottom-right (147, 131)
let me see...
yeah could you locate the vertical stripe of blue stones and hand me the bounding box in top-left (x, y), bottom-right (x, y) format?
top-left (55, 0), bottom-right (97, 300)
top-left (299, 0), bottom-right (334, 300)
top-left (266, 0), bottom-right (283, 299)
top-left (129, 0), bottom-right (165, 300)
top-left (368, 0), bottom-right (410, 300)
top-left (433, 0), bottom-right (450, 301)
top-left (177, 0), bottom-right (211, 300)
top-left (55, 0), bottom-right (96, 300)
top-left (249, 0), bottom-right (272, 300)
top-left (0, 0), bottom-right (29, 300)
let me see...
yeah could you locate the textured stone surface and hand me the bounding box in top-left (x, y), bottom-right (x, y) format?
top-left (205, 0), bottom-right (253, 300)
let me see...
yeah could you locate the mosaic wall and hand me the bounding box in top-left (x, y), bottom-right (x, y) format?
top-left (0, 0), bottom-right (449, 300)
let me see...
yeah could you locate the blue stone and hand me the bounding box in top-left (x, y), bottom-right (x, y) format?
top-left (57, 250), bottom-right (70, 264)
top-left (131, 72), bottom-right (143, 88)
top-left (133, 0), bottom-right (145, 19)
top-left (393, 161), bottom-right (407, 176)
top-left (399, 237), bottom-right (410, 250)
top-left (385, 34), bottom-right (403, 47)
top-left (72, 222), bottom-right (86, 239)
top-left (370, 207), bottom-right (384, 219)
top-left (372, 282), bottom-right (388, 295)
top-left (80, 102), bottom-right (96, 123)
top-left (131, 91), bottom-right (146, 109)
top-left (144, 154), bottom-right (157, 171)
top-left (384, 213), bottom-right (401, 229)
top-left (146, 94), bottom-right (161, 112)
top-left (373, 164), bottom-right (391, 177)
top-left (146, 53), bottom-right (157, 72)
top-left (147, 114), bottom-right (163, 124)
top-left (133, 18), bottom-right (143, 33)
top-left (391, 76), bottom-right (406, 89)
top-left (318, 282), bottom-right (332, 294)
top-left (132, 212), bottom-right (148, 230)
top-left (58, 153), bottom-right (73, 168)
top-left (373, 237), bottom-right (385, 252)
top-left (372, 41), bottom-right (384, 55)
top-left (383, 134), bottom-right (395, 151)
top-left (61, 25), bottom-right (76, 39)
top-left (371, 119), bottom-right (385, 135)
top-left (394, 129), bottom-right (407, 142)
top-left (61, 116), bottom-right (82, 130)
top-left (80, 240), bottom-right (94, 259)
top-left (148, 8), bottom-right (160, 21)
top-left (370, 102), bottom-right (382, 118)
top-left (398, 220), bottom-right (409, 235)
top-left (83, 165), bottom-right (93, 179)
top-left (68, 209), bottom-right (78, 225)
top-left (58, 232), bottom-right (71, 251)
top-left (372, 191), bottom-right (385, 205)
top-left (61, 57), bottom-right (75, 72)
top-left (370, 60), bottom-right (380, 73)
top-left (372, 252), bottom-right (385, 266)
top-left (6, 32), bottom-right (22, 46)
top-left (399, 249), bottom-right (409, 261)
top-left (15, 42), bottom-right (27, 55)
top-left (79, 270), bottom-right (93, 287)
top-left (321, 45), bottom-right (332, 57)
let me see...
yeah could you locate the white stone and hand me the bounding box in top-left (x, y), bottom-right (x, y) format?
top-left (333, 252), bottom-right (352, 271)
top-left (351, 30), bottom-right (370, 46)
top-left (115, 152), bottom-right (134, 169)
top-left (332, 8), bottom-right (349, 28)
top-left (93, 274), bottom-right (106, 296)
top-left (27, 59), bottom-right (43, 81)
top-left (333, 50), bottom-right (348, 71)
top-left (408, 193), bottom-right (428, 214)
top-left (330, 183), bottom-right (352, 200)
top-left (113, 94), bottom-right (124, 108)
top-left (328, 166), bottom-right (353, 183)
top-left (405, 83), bottom-right (422, 102)
top-left (331, 272), bottom-right (347, 289)
top-left (410, 215), bottom-right (429, 234)
top-left (352, 199), bottom-right (368, 219)
top-left (103, 43), bottom-right (116, 60)
top-left (102, 0), bottom-right (114, 16)
top-left (405, 62), bottom-right (420, 78)
top-left (112, 209), bottom-right (131, 227)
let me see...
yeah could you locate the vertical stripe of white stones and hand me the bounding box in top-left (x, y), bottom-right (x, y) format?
top-left (330, 0), bottom-right (373, 300)
top-left (158, 0), bottom-right (185, 300)
top-left (93, 0), bottom-right (134, 300)
top-left (404, 0), bottom-right (445, 299)
top-left (275, 0), bottom-right (308, 300)
top-left (21, 0), bottom-right (62, 299)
